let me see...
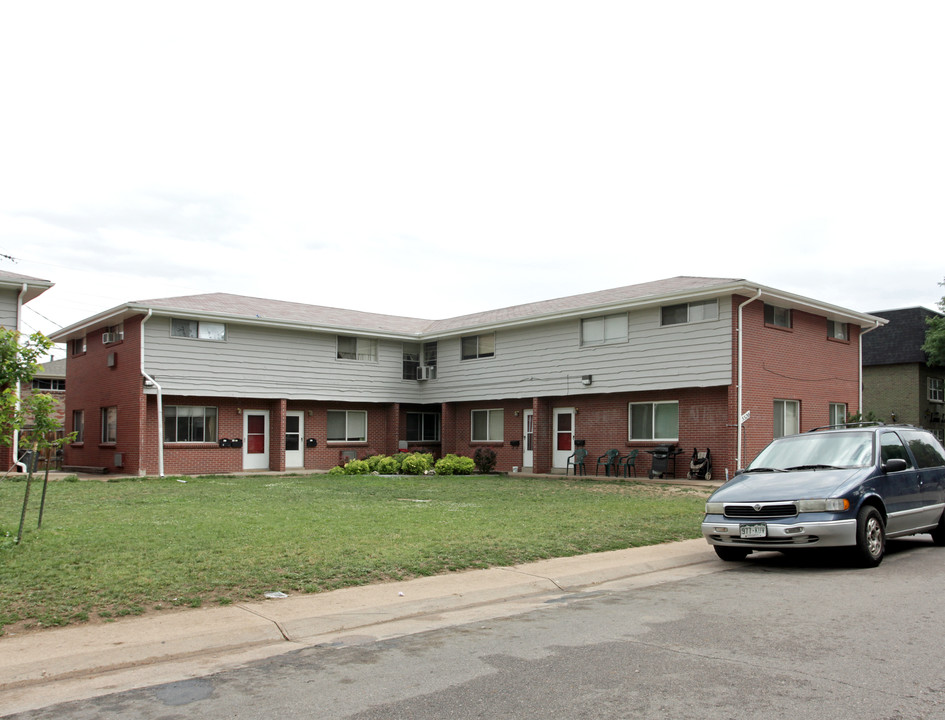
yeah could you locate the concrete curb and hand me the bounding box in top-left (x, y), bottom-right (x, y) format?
top-left (0, 539), bottom-right (717, 702)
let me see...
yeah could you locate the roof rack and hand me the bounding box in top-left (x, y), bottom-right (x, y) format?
top-left (806, 422), bottom-right (918, 433)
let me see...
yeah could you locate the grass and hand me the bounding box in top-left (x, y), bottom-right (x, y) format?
top-left (0, 473), bottom-right (711, 635)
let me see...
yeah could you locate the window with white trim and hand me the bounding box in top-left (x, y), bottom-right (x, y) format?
top-left (471, 409), bottom-right (504, 442)
top-left (827, 320), bottom-right (849, 340)
top-left (829, 403), bottom-right (847, 426)
top-left (628, 401), bottom-right (679, 441)
top-left (774, 399), bottom-right (800, 438)
top-left (660, 299), bottom-right (719, 326)
top-left (337, 336), bottom-right (377, 362)
top-left (164, 406), bottom-right (218, 443)
top-left (461, 333), bottom-right (495, 360)
top-left (171, 318), bottom-right (227, 341)
top-left (929, 377), bottom-right (944, 403)
top-left (581, 313), bottom-right (627, 346)
top-left (327, 410), bottom-right (367, 442)
top-left (32, 378), bottom-right (65, 391)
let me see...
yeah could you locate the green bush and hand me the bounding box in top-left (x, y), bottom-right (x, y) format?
top-left (375, 456), bottom-right (399, 474)
top-left (399, 453), bottom-right (433, 475)
top-left (343, 459), bottom-right (371, 475)
top-left (435, 454), bottom-right (476, 475)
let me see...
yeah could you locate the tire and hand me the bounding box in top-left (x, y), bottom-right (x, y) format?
top-left (705, 471), bottom-right (712, 481)
top-left (853, 505), bottom-right (885, 567)
top-left (931, 510), bottom-right (945, 547)
top-left (714, 545), bottom-right (751, 562)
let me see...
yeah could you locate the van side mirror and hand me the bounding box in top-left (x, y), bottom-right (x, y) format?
top-left (883, 458), bottom-right (908, 473)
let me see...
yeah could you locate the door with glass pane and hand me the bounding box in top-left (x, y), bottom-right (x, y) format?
top-left (285, 411), bottom-right (304, 468)
top-left (522, 410), bottom-right (534, 468)
top-left (552, 408), bottom-right (575, 469)
top-left (243, 410), bottom-right (269, 470)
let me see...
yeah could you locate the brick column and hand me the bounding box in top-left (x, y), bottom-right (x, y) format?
top-left (271, 399), bottom-right (287, 471)
top-left (533, 397), bottom-right (553, 474)
top-left (441, 402), bottom-right (456, 456)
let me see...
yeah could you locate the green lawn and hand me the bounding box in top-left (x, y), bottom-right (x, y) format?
top-left (0, 473), bottom-right (711, 634)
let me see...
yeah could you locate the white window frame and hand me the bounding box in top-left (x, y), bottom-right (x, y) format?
top-left (164, 405), bottom-right (219, 443)
top-left (461, 333), bottom-right (495, 360)
top-left (581, 313), bottom-right (628, 346)
top-left (327, 410), bottom-right (368, 442)
top-left (171, 318), bottom-right (227, 341)
top-left (471, 408), bottom-right (504, 442)
top-left (774, 399), bottom-right (800, 438)
top-left (827, 320), bottom-right (849, 340)
top-left (764, 304), bottom-right (792, 329)
top-left (337, 336), bottom-right (378, 362)
top-left (929, 377), bottom-right (944, 403)
top-left (829, 402), bottom-right (847, 426)
top-left (628, 401), bottom-right (679, 442)
top-left (660, 299), bottom-right (719, 326)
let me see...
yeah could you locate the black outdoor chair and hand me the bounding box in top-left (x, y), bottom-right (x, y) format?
top-left (596, 449), bottom-right (620, 476)
top-left (567, 448), bottom-right (588, 476)
top-left (618, 449), bottom-right (639, 477)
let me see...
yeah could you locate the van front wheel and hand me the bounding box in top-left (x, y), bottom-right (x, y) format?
top-left (853, 505), bottom-right (885, 568)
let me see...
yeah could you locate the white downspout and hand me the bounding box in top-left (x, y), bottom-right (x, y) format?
top-left (13, 283), bottom-right (28, 472)
top-left (140, 310), bottom-right (165, 477)
top-left (736, 289), bottom-right (763, 470)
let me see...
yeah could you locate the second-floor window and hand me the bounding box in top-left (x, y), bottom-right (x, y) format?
top-left (661, 300), bottom-right (719, 326)
top-left (171, 319), bottom-right (227, 341)
top-left (461, 333), bottom-right (495, 360)
top-left (164, 406), bottom-right (218, 443)
top-left (337, 336), bottom-right (378, 362)
top-left (72, 336), bottom-right (86, 355)
top-left (764, 304), bottom-right (792, 329)
top-left (32, 378), bottom-right (66, 391)
top-left (581, 313), bottom-right (627, 346)
top-left (828, 320), bottom-right (849, 340)
top-left (403, 342), bottom-right (438, 379)
top-left (929, 378), bottom-right (944, 403)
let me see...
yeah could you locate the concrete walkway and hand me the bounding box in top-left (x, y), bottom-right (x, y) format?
top-left (0, 538), bottom-right (722, 715)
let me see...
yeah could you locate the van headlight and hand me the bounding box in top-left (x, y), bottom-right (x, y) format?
top-left (705, 502), bottom-right (725, 514)
top-left (797, 498), bottom-right (849, 513)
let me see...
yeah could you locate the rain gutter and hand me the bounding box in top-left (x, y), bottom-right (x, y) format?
top-left (12, 284), bottom-right (27, 472)
top-left (736, 288), bottom-right (763, 470)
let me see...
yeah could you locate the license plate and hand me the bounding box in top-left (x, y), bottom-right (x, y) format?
top-left (739, 523), bottom-right (767, 539)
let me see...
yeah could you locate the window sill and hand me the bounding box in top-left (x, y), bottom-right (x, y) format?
top-left (764, 323), bottom-right (793, 332)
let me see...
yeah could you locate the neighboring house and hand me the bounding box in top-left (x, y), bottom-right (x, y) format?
top-left (0, 269), bottom-right (55, 472)
top-left (862, 307), bottom-right (945, 442)
top-left (49, 276), bottom-right (883, 478)
top-left (20, 357), bottom-right (67, 433)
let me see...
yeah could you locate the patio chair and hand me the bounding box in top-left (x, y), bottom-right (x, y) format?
top-left (618, 449), bottom-right (639, 477)
top-left (596, 449), bottom-right (620, 476)
top-left (567, 448), bottom-right (588, 476)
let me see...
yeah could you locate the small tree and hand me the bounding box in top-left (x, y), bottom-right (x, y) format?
top-left (922, 279), bottom-right (945, 367)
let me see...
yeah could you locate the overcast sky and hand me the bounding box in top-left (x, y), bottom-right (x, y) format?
top-left (2, 1), bottom-right (944, 349)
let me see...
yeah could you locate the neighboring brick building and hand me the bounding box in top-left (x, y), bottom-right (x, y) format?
top-left (863, 307), bottom-right (945, 442)
top-left (50, 277), bottom-right (884, 479)
top-left (0, 269), bottom-right (54, 473)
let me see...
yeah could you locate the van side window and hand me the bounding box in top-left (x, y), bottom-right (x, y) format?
top-left (880, 433), bottom-right (913, 468)
top-left (901, 430), bottom-right (945, 468)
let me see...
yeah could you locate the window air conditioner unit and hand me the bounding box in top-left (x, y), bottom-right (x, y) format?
top-left (416, 366), bottom-right (437, 381)
top-left (102, 332), bottom-right (117, 344)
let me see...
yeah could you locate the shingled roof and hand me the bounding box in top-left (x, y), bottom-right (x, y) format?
top-left (863, 307), bottom-right (943, 366)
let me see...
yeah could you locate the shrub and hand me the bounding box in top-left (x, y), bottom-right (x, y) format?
top-left (435, 454), bottom-right (476, 475)
top-left (327, 465), bottom-right (346, 475)
top-left (400, 453), bottom-right (433, 475)
top-left (375, 456), bottom-right (399, 474)
top-left (342, 459), bottom-right (371, 475)
top-left (473, 447), bottom-right (497, 474)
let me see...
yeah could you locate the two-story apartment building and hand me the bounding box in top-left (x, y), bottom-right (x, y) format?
top-left (0, 269), bottom-right (55, 472)
top-left (50, 276), bottom-right (883, 479)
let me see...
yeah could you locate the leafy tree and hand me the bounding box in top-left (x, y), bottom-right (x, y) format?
top-left (922, 279), bottom-right (945, 367)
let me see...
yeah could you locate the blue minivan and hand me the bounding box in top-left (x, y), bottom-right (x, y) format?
top-left (702, 424), bottom-right (945, 567)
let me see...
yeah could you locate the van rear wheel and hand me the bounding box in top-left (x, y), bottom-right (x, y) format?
top-left (931, 510), bottom-right (945, 546)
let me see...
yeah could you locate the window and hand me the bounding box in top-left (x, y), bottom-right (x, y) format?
top-left (829, 403), bottom-right (847, 426)
top-left (327, 410), bottom-right (367, 442)
top-left (827, 320), bottom-right (849, 340)
top-left (32, 378), bottom-right (65, 391)
top-left (900, 429), bottom-right (945, 468)
top-left (774, 399), bottom-right (800, 438)
top-left (164, 406), bottom-right (218, 443)
top-left (461, 333), bottom-right (495, 360)
top-left (72, 336), bottom-right (86, 355)
top-left (403, 342), bottom-right (438, 380)
top-left (73, 410), bottom-right (84, 443)
top-left (629, 402), bottom-right (679, 441)
top-left (581, 313), bottom-right (628, 346)
top-left (337, 336), bottom-right (377, 362)
top-left (929, 378), bottom-right (944, 403)
top-left (101, 406), bottom-right (117, 443)
top-left (102, 323), bottom-right (124, 344)
top-left (471, 409), bottom-right (504, 442)
top-left (171, 318), bottom-right (226, 341)
top-left (661, 300), bottom-right (719, 326)
top-left (764, 304), bottom-right (792, 329)
top-left (407, 412), bottom-right (441, 442)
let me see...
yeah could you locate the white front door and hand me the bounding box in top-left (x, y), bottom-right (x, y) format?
top-left (522, 410), bottom-right (534, 468)
top-left (243, 410), bottom-right (270, 470)
top-left (552, 407), bottom-right (575, 469)
top-left (285, 411), bottom-right (304, 468)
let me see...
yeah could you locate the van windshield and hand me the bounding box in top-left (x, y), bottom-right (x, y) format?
top-left (747, 431), bottom-right (874, 472)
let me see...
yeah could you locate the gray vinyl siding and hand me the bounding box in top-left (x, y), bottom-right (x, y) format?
top-left (0, 289), bottom-right (18, 329)
top-left (419, 300), bottom-right (733, 403)
top-left (142, 316), bottom-right (424, 403)
top-left (142, 298), bottom-right (733, 403)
